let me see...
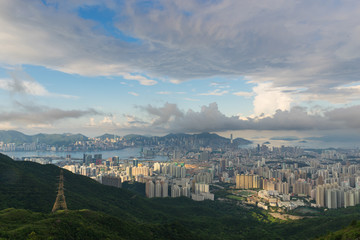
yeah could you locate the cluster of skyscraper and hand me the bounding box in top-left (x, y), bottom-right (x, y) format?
top-left (145, 180), bottom-right (168, 198)
top-left (316, 183), bottom-right (360, 209)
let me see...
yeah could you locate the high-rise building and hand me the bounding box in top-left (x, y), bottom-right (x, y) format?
top-left (180, 167), bottom-right (186, 178)
top-left (240, 174), bottom-right (245, 188)
top-left (154, 162), bottom-right (161, 172)
top-left (126, 166), bottom-right (132, 177)
top-left (155, 181), bottom-right (162, 197)
top-left (182, 186), bottom-right (191, 197)
top-left (171, 185), bottom-right (181, 197)
top-left (316, 185), bottom-right (325, 207)
top-left (175, 166), bottom-right (181, 178)
top-left (133, 158), bottom-right (139, 167)
top-left (220, 159), bottom-right (226, 172)
top-left (236, 174), bottom-right (241, 189)
top-left (146, 181), bottom-right (155, 198)
top-left (112, 156), bottom-right (119, 165)
top-left (237, 174), bottom-right (260, 189)
top-left (83, 154), bottom-right (92, 164)
top-left (161, 181), bottom-right (168, 197)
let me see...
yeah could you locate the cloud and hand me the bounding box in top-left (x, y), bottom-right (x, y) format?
top-left (270, 136), bottom-right (300, 141)
top-left (128, 92), bottom-right (139, 96)
top-left (305, 132), bottom-right (360, 143)
top-left (199, 89), bottom-right (229, 96)
top-left (324, 105), bottom-right (360, 128)
top-left (139, 102), bottom-right (184, 126)
top-left (210, 82), bottom-right (229, 87)
top-left (0, 101), bottom-right (100, 125)
top-left (124, 102), bottom-right (360, 134)
top-left (0, 1), bottom-right (157, 86)
top-left (0, 70), bottom-right (76, 98)
top-left (88, 117), bottom-right (96, 127)
top-left (253, 82), bottom-right (294, 116)
top-left (233, 91), bottom-right (253, 98)
top-left (156, 91), bottom-right (171, 95)
top-left (184, 98), bottom-right (200, 102)
top-left (0, 0), bottom-right (359, 101)
top-left (122, 73), bottom-right (157, 86)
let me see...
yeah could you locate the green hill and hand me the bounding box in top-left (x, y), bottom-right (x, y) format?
top-left (317, 220), bottom-right (360, 240)
top-left (2, 153), bottom-right (360, 239)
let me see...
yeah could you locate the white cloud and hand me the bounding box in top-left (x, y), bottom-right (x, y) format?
top-left (0, 0), bottom-right (359, 101)
top-left (0, 78), bottom-right (46, 96)
top-left (233, 91), bottom-right (253, 98)
top-left (122, 73), bottom-right (157, 86)
top-left (128, 92), bottom-right (139, 96)
top-left (252, 82), bottom-right (293, 116)
top-left (199, 89), bottom-right (229, 96)
top-left (88, 117), bottom-right (96, 127)
top-left (100, 116), bottom-right (115, 125)
top-left (184, 98), bottom-right (200, 102)
top-left (0, 122), bottom-right (15, 130)
top-left (1, 0), bottom-right (360, 133)
top-left (0, 69), bottom-right (76, 98)
top-left (156, 91), bottom-right (171, 95)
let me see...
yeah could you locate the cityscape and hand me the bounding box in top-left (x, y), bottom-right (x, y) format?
top-left (1, 0), bottom-right (360, 239)
top-left (5, 131), bottom-right (360, 212)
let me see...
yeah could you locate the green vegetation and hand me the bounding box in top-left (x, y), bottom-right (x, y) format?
top-left (291, 206), bottom-right (322, 216)
top-left (121, 181), bottom-right (146, 197)
top-left (0, 208), bottom-right (197, 240)
top-left (226, 195), bottom-right (244, 201)
top-left (317, 220), bottom-right (360, 240)
top-left (1, 153), bottom-right (360, 239)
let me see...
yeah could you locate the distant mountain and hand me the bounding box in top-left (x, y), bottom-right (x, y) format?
top-left (270, 136), bottom-right (300, 141)
top-left (0, 130), bottom-right (88, 146)
top-left (123, 134), bottom-right (147, 140)
top-left (233, 137), bottom-right (253, 145)
top-left (160, 132), bottom-right (252, 147)
top-left (114, 132), bottom-right (252, 148)
top-left (0, 130), bottom-right (252, 148)
top-left (96, 133), bottom-right (120, 140)
top-left (0, 130), bottom-right (31, 144)
top-left (33, 133), bottom-right (88, 146)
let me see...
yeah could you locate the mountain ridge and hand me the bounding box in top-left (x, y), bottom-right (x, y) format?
top-left (0, 130), bottom-right (252, 147)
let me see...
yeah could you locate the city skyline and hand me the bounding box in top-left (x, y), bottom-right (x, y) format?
top-left (1, 1), bottom-right (360, 147)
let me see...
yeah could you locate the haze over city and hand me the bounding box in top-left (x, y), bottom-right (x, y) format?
top-left (0, 0), bottom-right (360, 147)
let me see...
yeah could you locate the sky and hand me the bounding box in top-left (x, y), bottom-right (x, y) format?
top-left (1, 0), bottom-right (360, 148)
